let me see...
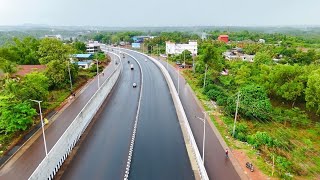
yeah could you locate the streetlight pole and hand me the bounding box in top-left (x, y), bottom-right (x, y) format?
top-left (232, 92), bottom-right (241, 137)
top-left (177, 66), bottom-right (180, 96)
top-left (195, 111), bottom-right (206, 165)
top-left (67, 61), bottom-right (73, 92)
top-left (183, 50), bottom-right (186, 68)
top-left (192, 49), bottom-right (196, 73)
top-left (96, 60), bottom-right (99, 88)
top-left (157, 44), bottom-right (160, 60)
top-left (30, 99), bottom-right (48, 157)
top-left (203, 64), bottom-right (208, 89)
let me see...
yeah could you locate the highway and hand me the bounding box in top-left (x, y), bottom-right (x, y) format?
top-left (62, 49), bottom-right (194, 179)
top-left (158, 58), bottom-right (241, 180)
top-left (123, 50), bottom-right (194, 180)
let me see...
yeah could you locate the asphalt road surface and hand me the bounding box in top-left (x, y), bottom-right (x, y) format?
top-left (61, 54), bottom-right (141, 179)
top-left (158, 59), bottom-right (241, 180)
top-left (123, 50), bottom-right (194, 180)
top-left (0, 57), bottom-right (117, 180)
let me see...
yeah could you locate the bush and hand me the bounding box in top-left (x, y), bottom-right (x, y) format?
top-left (231, 122), bottom-right (248, 142)
top-left (247, 131), bottom-right (274, 149)
top-left (275, 155), bottom-right (293, 177)
top-left (272, 107), bottom-right (311, 127)
top-left (225, 84), bottom-right (272, 120)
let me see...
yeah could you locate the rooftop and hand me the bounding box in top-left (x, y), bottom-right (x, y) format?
top-left (73, 54), bottom-right (93, 58)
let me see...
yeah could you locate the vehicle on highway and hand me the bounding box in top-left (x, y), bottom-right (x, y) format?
top-left (145, 59), bottom-right (147, 62)
top-left (128, 60), bottom-right (130, 63)
top-left (130, 64), bottom-right (134, 70)
top-left (133, 82), bottom-right (137, 88)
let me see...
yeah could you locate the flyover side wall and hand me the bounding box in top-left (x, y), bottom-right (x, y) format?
top-left (28, 54), bottom-right (121, 180)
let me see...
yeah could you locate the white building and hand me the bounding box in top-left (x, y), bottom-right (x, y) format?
top-left (86, 41), bottom-right (101, 54)
top-left (166, 41), bottom-right (198, 55)
top-left (44, 34), bottom-right (62, 40)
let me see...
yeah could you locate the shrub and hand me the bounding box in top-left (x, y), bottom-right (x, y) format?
top-left (231, 122), bottom-right (249, 142)
top-left (247, 131), bottom-right (274, 149)
top-left (272, 107), bottom-right (311, 127)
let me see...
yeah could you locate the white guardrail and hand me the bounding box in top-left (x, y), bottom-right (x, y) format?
top-left (122, 48), bottom-right (209, 180)
top-left (28, 53), bottom-right (122, 180)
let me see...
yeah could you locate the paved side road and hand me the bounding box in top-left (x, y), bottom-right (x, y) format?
top-left (158, 59), bottom-right (242, 180)
top-left (0, 57), bottom-right (117, 180)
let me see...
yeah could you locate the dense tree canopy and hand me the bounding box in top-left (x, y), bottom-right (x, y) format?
top-left (38, 38), bottom-right (74, 64)
top-left (305, 69), bottom-right (320, 114)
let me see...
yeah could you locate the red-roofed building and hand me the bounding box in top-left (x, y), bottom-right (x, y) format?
top-left (14, 65), bottom-right (46, 77)
top-left (218, 35), bottom-right (229, 43)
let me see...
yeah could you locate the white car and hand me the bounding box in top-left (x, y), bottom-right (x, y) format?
top-left (145, 59), bottom-right (147, 62)
top-left (133, 83), bottom-right (137, 88)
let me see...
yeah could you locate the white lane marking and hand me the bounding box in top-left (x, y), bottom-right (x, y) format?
top-left (119, 50), bottom-right (143, 180)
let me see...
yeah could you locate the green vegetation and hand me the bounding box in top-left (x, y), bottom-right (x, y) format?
top-left (181, 34), bottom-right (320, 178)
top-left (0, 36), bottom-right (107, 155)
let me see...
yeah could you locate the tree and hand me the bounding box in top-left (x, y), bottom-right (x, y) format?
top-left (198, 42), bottom-right (225, 72)
top-left (254, 52), bottom-right (273, 66)
top-left (226, 84), bottom-right (272, 120)
top-left (0, 95), bottom-right (36, 133)
top-left (45, 60), bottom-right (78, 89)
top-left (94, 52), bottom-right (105, 61)
top-left (305, 69), bottom-right (320, 114)
top-left (0, 57), bottom-right (17, 78)
top-left (9, 37), bottom-right (40, 65)
top-left (38, 38), bottom-right (74, 64)
top-left (73, 41), bottom-right (86, 54)
top-left (267, 64), bottom-right (306, 105)
top-left (15, 72), bottom-right (49, 101)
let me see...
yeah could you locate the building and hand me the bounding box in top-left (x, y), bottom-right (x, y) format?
top-left (44, 35), bottom-right (62, 40)
top-left (132, 36), bottom-right (156, 43)
top-left (72, 54), bottom-right (93, 61)
top-left (76, 60), bottom-right (93, 69)
top-left (258, 39), bottom-right (266, 43)
top-left (86, 41), bottom-right (101, 54)
top-left (166, 41), bottom-right (198, 55)
top-left (218, 35), bottom-right (229, 43)
top-left (71, 54), bottom-right (94, 69)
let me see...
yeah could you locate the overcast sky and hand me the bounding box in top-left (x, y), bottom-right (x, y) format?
top-left (0, 0), bottom-right (319, 26)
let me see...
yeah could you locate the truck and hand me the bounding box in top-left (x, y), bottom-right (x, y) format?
top-left (130, 64), bottom-right (134, 70)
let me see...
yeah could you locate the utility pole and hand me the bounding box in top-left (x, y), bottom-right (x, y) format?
top-left (178, 66), bottom-right (180, 96)
top-left (232, 92), bottom-right (240, 137)
top-left (156, 44), bottom-right (160, 60)
top-left (192, 49), bottom-right (196, 73)
top-left (67, 61), bottom-right (73, 92)
top-left (96, 60), bottom-right (99, 88)
top-left (203, 64), bottom-right (208, 89)
top-left (183, 50), bottom-right (186, 68)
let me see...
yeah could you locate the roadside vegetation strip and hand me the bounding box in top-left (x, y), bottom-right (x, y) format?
top-left (28, 54), bottom-right (122, 180)
top-left (124, 48), bottom-right (209, 180)
top-left (118, 51), bottom-right (143, 180)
